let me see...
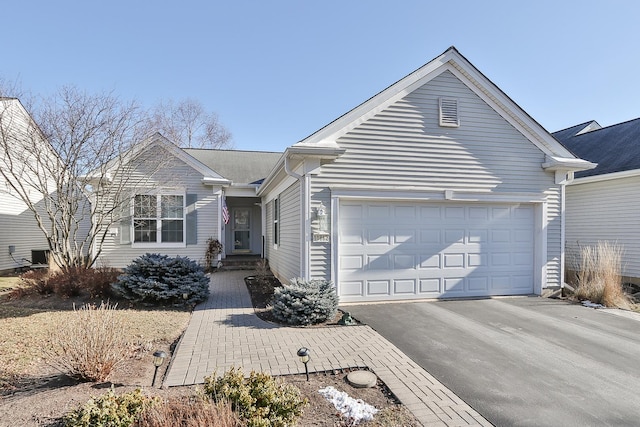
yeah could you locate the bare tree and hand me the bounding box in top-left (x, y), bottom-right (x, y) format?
top-left (147, 98), bottom-right (233, 149)
top-left (0, 87), bottom-right (170, 271)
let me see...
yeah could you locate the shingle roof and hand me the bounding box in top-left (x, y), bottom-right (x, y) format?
top-left (553, 118), bottom-right (640, 178)
top-left (184, 149), bottom-right (282, 185)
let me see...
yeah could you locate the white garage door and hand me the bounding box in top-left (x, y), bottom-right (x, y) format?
top-left (338, 201), bottom-right (535, 302)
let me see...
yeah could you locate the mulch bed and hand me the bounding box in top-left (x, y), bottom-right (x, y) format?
top-left (243, 275), bottom-right (356, 326)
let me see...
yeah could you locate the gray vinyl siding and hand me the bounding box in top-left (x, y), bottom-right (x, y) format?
top-left (264, 181), bottom-right (301, 283)
top-left (96, 151), bottom-right (220, 269)
top-left (566, 175), bottom-right (640, 279)
top-left (309, 70), bottom-right (562, 288)
top-left (0, 211), bottom-right (50, 272)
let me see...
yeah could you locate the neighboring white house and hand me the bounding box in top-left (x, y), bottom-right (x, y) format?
top-left (0, 98), bottom-right (52, 273)
top-left (259, 46), bottom-right (594, 302)
top-left (554, 118), bottom-right (640, 283)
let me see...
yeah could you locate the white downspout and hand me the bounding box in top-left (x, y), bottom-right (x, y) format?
top-left (284, 155), bottom-right (308, 280)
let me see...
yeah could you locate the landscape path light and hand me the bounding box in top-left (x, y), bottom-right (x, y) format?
top-left (152, 350), bottom-right (167, 387)
top-left (297, 347), bottom-right (310, 381)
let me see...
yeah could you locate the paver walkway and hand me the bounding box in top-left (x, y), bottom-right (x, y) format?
top-left (164, 271), bottom-right (491, 427)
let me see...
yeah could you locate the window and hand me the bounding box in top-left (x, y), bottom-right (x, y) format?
top-left (273, 197), bottom-right (280, 245)
top-left (133, 194), bottom-right (185, 245)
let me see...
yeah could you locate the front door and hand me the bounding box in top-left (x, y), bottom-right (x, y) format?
top-left (232, 208), bottom-right (251, 253)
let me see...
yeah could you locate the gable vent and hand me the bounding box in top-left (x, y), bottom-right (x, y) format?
top-left (439, 97), bottom-right (460, 127)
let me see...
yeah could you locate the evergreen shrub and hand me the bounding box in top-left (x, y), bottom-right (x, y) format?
top-left (114, 253), bottom-right (209, 305)
top-left (271, 278), bottom-right (339, 325)
top-left (63, 387), bottom-right (158, 427)
top-left (202, 367), bottom-right (307, 427)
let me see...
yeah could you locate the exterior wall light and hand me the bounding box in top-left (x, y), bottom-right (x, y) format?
top-left (297, 347), bottom-right (311, 381)
top-left (152, 350), bottom-right (167, 387)
top-left (316, 203), bottom-right (328, 233)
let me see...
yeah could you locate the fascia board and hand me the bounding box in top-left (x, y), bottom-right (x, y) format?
top-left (568, 168), bottom-right (640, 185)
top-left (297, 50), bottom-right (455, 147)
top-left (445, 59), bottom-right (577, 159)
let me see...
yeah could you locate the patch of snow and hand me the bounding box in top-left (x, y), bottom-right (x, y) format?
top-left (318, 386), bottom-right (379, 424)
top-left (582, 300), bottom-right (605, 309)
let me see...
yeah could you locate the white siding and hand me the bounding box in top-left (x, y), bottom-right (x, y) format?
top-left (0, 99), bottom-right (54, 272)
top-left (264, 181), bottom-right (301, 283)
top-left (309, 70), bottom-right (562, 288)
top-left (566, 176), bottom-right (640, 279)
top-left (96, 150), bottom-right (220, 269)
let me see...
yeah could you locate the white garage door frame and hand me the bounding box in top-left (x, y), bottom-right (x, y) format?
top-left (330, 189), bottom-right (548, 302)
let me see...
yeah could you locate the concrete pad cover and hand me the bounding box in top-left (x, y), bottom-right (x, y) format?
top-left (345, 297), bottom-right (640, 426)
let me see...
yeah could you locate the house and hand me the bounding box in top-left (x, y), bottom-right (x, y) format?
top-left (0, 98), bottom-right (53, 273)
top-left (257, 46), bottom-right (594, 302)
top-left (93, 133), bottom-right (281, 267)
top-left (553, 118), bottom-right (640, 283)
top-left (99, 47), bottom-right (595, 302)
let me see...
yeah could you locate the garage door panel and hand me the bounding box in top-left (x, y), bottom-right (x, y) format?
top-left (393, 254), bottom-right (416, 269)
top-left (367, 255), bottom-right (390, 270)
top-left (394, 279), bottom-right (416, 294)
top-left (368, 280), bottom-right (390, 295)
top-left (419, 278), bottom-right (441, 293)
top-left (420, 255), bottom-right (441, 269)
top-left (367, 229), bottom-right (390, 244)
top-left (443, 253), bottom-right (465, 268)
top-left (339, 201), bottom-right (535, 301)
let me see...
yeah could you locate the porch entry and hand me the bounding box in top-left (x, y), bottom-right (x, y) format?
top-left (232, 208), bottom-right (251, 253)
top-left (223, 196), bottom-right (262, 256)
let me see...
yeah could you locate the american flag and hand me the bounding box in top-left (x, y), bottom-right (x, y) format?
top-left (222, 196), bottom-right (230, 224)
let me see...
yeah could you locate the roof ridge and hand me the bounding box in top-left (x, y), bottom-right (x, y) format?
top-left (183, 148), bottom-right (283, 154)
top-left (552, 121), bottom-right (597, 134)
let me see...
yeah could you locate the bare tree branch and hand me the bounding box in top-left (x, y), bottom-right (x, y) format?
top-left (147, 98), bottom-right (233, 149)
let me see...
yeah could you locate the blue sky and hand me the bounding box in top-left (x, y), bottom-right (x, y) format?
top-left (3, 1), bottom-right (639, 152)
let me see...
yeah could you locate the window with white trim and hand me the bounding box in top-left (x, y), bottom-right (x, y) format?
top-left (133, 194), bottom-right (185, 244)
top-left (273, 197), bottom-right (280, 246)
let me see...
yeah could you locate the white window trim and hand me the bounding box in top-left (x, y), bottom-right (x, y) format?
top-left (131, 192), bottom-right (187, 248)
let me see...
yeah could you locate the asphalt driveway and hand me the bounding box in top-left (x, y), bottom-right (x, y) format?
top-left (345, 297), bottom-right (640, 426)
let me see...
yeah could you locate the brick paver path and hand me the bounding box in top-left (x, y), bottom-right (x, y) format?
top-left (164, 271), bottom-right (491, 427)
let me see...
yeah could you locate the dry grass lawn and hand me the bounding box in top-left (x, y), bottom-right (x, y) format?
top-left (0, 299), bottom-right (191, 391)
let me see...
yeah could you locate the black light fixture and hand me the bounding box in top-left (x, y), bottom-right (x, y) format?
top-left (152, 350), bottom-right (167, 387)
top-left (297, 347), bottom-right (310, 381)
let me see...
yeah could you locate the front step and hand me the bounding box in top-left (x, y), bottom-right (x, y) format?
top-left (220, 255), bottom-right (262, 270)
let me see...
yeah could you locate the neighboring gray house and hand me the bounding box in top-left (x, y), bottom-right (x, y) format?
top-left (0, 98), bottom-right (52, 273)
top-left (258, 47), bottom-right (594, 302)
top-left (99, 47), bottom-right (595, 302)
top-left (553, 118), bottom-right (640, 283)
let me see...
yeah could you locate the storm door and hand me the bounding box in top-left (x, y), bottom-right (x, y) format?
top-left (232, 208), bottom-right (251, 253)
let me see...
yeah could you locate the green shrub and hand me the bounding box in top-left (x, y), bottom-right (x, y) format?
top-left (271, 278), bottom-right (339, 325)
top-left (47, 302), bottom-right (130, 382)
top-left (202, 367), bottom-right (307, 427)
top-left (64, 387), bottom-right (158, 427)
top-left (114, 253), bottom-right (209, 305)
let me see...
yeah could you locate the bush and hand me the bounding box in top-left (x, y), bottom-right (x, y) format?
top-left (202, 367), bottom-right (307, 427)
top-left (11, 267), bottom-right (120, 299)
top-left (114, 253), bottom-right (209, 305)
top-left (271, 278), bottom-right (339, 325)
top-left (64, 387), bottom-right (158, 427)
top-left (47, 302), bottom-right (131, 382)
top-left (573, 241), bottom-right (631, 309)
top-left (135, 396), bottom-right (241, 427)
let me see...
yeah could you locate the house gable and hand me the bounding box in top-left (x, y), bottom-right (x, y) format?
top-left (294, 47), bottom-right (589, 170)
